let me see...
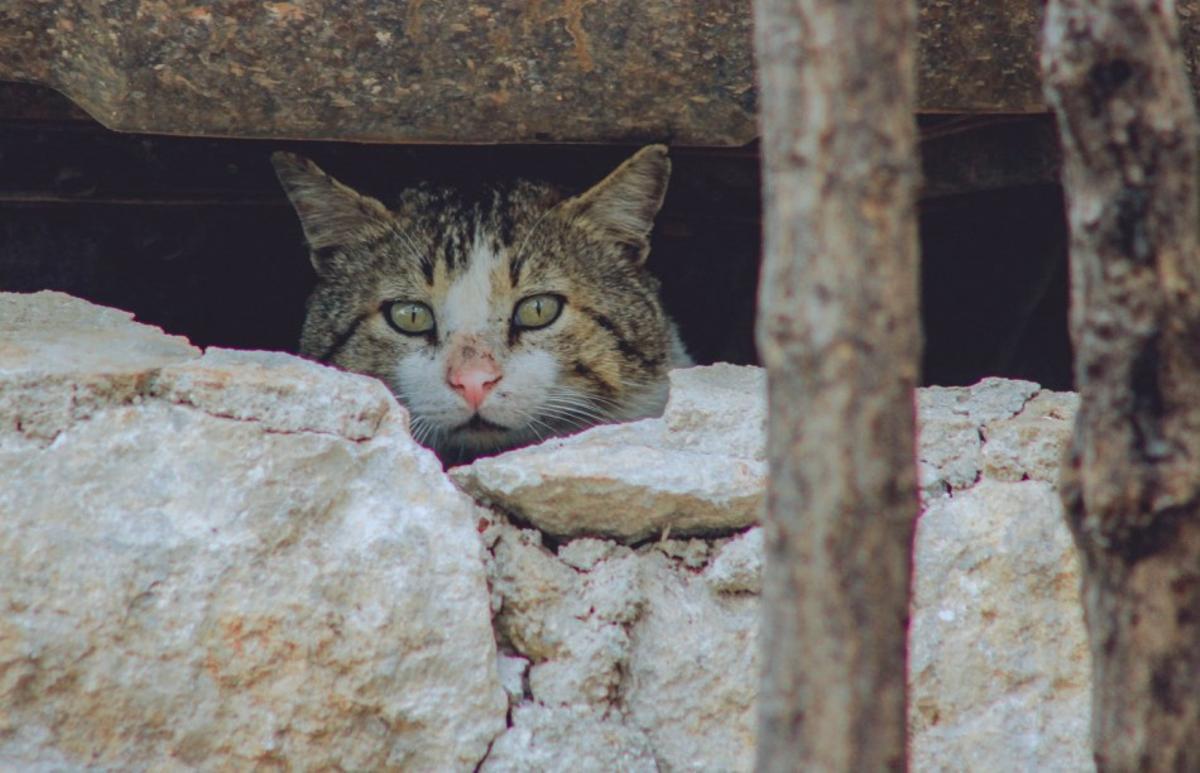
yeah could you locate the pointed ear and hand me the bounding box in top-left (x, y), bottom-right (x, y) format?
top-left (564, 145), bottom-right (671, 262)
top-left (271, 152), bottom-right (393, 273)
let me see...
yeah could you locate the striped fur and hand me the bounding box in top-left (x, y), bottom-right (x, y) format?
top-left (273, 146), bottom-right (690, 464)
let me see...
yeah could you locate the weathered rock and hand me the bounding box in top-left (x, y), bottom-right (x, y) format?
top-left (482, 514), bottom-right (760, 772)
top-left (981, 390), bottom-right (1077, 483)
top-left (920, 377), bottom-right (1041, 425)
top-left (916, 414), bottom-right (982, 495)
top-left (0, 291), bottom-right (199, 447)
top-left (557, 537), bottom-right (621, 572)
top-left (471, 373), bottom-right (1085, 771)
top-left (152, 346), bottom-right (396, 440)
top-left (703, 527), bottom-right (764, 595)
top-left (909, 479), bottom-right (1092, 772)
top-left (0, 292), bottom-right (506, 770)
top-left (21, 0), bottom-right (1200, 144)
top-left (624, 546), bottom-right (759, 772)
top-left (917, 377), bottom-right (1042, 496)
top-left (452, 364), bottom-right (765, 542)
top-left (483, 703), bottom-right (658, 773)
top-left (1, 0), bottom-right (756, 146)
top-left (497, 654), bottom-right (531, 705)
top-left (1, 292), bottom-right (1094, 771)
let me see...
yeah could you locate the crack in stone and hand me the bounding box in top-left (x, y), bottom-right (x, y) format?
top-left (3, 366), bottom-right (389, 448)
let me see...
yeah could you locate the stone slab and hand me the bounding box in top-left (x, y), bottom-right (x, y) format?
top-left (10, 1), bottom-right (1200, 142)
top-left (0, 291), bottom-right (507, 769)
top-left (452, 364), bottom-right (765, 543)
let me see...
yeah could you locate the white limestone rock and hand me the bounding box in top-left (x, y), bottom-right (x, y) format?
top-left (1, 292), bottom-right (1094, 772)
top-left (916, 377), bottom-right (1041, 497)
top-left (651, 537), bottom-right (713, 569)
top-left (704, 527), bottom-right (764, 595)
top-left (0, 293), bottom-right (506, 770)
top-left (920, 377), bottom-right (1041, 425)
top-left (916, 415), bottom-right (982, 496)
top-left (452, 364), bottom-right (765, 542)
top-left (497, 655), bottom-right (531, 704)
top-left (625, 548), bottom-right (759, 772)
top-left (909, 479), bottom-right (1092, 773)
top-left (0, 290), bottom-right (198, 448)
top-left (557, 537), bottom-right (621, 571)
top-left (482, 703), bottom-right (658, 773)
top-left (981, 390), bottom-right (1078, 483)
top-left (152, 346), bottom-right (396, 440)
top-left (482, 516), bottom-right (760, 772)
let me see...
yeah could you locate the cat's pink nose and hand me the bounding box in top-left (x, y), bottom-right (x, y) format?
top-left (448, 361), bottom-right (503, 410)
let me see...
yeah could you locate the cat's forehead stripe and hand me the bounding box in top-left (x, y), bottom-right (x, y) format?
top-left (442, 236), bottom-right (503, 333)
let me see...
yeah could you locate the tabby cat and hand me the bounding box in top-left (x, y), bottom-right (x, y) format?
top-left (272, 146), bottom-right (690, 465)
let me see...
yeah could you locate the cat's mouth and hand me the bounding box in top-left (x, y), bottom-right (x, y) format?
top-left (455, 414), bottom-right (510, 434)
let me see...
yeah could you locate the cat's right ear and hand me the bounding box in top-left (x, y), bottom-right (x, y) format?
top-left (271, 152), bottom-right (393, 275)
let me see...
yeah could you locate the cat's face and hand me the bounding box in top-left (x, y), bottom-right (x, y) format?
top-left (273, 147), bottom-right (688, 464)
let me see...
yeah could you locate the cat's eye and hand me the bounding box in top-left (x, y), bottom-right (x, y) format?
top-left (385, 301), bottom-right (435, 335)
top-left (513, 294), bottom-right (564, 330)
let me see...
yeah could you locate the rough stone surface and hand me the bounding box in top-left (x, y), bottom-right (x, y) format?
top-left (981, 390), bottom-right (1078, 484)
top-left (0, 291), bottom-right (199, 447)
top-left (0, 292), bottom-right (506, 770)
top-left (624, 545), bottom-right (759, 771)
top-left (452, 364), bottom-right (765, 543)
top-left (484, 703), bottom-right (658, 773)
top-left (703, 528), bottom-right (764, 595)
top-left (1, 0), bottom-right (756, 145)
top-left (478, 510), bottom-right (760, 772)
top-left (21, 2), bottom-right (1196, 143)
top-left (909, 479), bottom-right (1092, 772)
top-left (152, 347), bottom-right (396, 440)
top-left (1, 292), bottom-right (1094, 771)
top-left (917, 377), bottom-right (1054, 498)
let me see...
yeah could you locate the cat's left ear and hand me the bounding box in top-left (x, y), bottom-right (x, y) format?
top-left (564, 145), bottom-right (671, 264)
top-left (271, 152), bottom-right (393, 276)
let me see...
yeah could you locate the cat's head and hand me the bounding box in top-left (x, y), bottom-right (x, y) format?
top-left (272, 146), bottom-right (688, 464)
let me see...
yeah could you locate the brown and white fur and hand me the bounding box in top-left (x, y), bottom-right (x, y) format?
top-left (272, 146), bottom-right (690, 465)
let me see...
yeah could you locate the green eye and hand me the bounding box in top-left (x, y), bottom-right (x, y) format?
top-left (386, 301), bottom-right (435, 335)
top-left (513, 294), bottom-right (564, 330)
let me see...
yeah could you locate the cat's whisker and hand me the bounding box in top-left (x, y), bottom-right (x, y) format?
top-left (538, 399), bottom-right (601, 420)
top-left (541, 396), bottom-right (612, 422)
top-left (538, 408), bottom-right (602, 433)
top-left (541, 406), bottom-right (605, 428)
top-left (525, 417), bottom-right (553, 444)
top-left (274, 146), bottom-right (688, 464)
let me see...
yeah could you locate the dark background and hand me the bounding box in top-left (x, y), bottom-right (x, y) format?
top-left (0, 85), bottom-right (1072, 389)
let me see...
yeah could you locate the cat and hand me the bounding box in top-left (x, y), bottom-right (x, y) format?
top-left (271, 146), bottom-right (691, 465)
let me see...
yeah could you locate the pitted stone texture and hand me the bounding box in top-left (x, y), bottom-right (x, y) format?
top-left (1, 292), bottom-right (1094, 771)
top-left (490, 524), bottom-right (642, 704)
top-left (909, 479), bottom-right (1092, 772)
top-left (484, 518), bottom-right (759, 772)
top-left (482, 703), bottom-right (658, 773)
top-left (0, 291), bottom-right (199, 446)
top-left (625, 547), bottom-right (759, 771)
top-left (2, 1), bottom-right (756, 145)
top-left (981, 390), bottom-right (1077, 483)
top-left (152, 347), bottom-right (396, 440)
top-left (921, 377), bottom-right (1040, 424)
top-left (703, 528), bottom-right (764, 594)
top-left (0, 293), bottom-right (506, 770)
top-left (0, 290), bottom-right (198, 373)
top-left (917, 377), bottom-right (1045, 497)
top-left (452, 364), bottom-right (765, 543)
top-left (23, 1), bottom-right (1198, 143)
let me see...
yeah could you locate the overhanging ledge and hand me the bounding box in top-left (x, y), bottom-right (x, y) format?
top-left (4, 1), bottom-right (1200, 145)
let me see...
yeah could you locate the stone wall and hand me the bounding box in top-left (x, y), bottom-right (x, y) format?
top-left (0, 291), bottom-right (1091, 770)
